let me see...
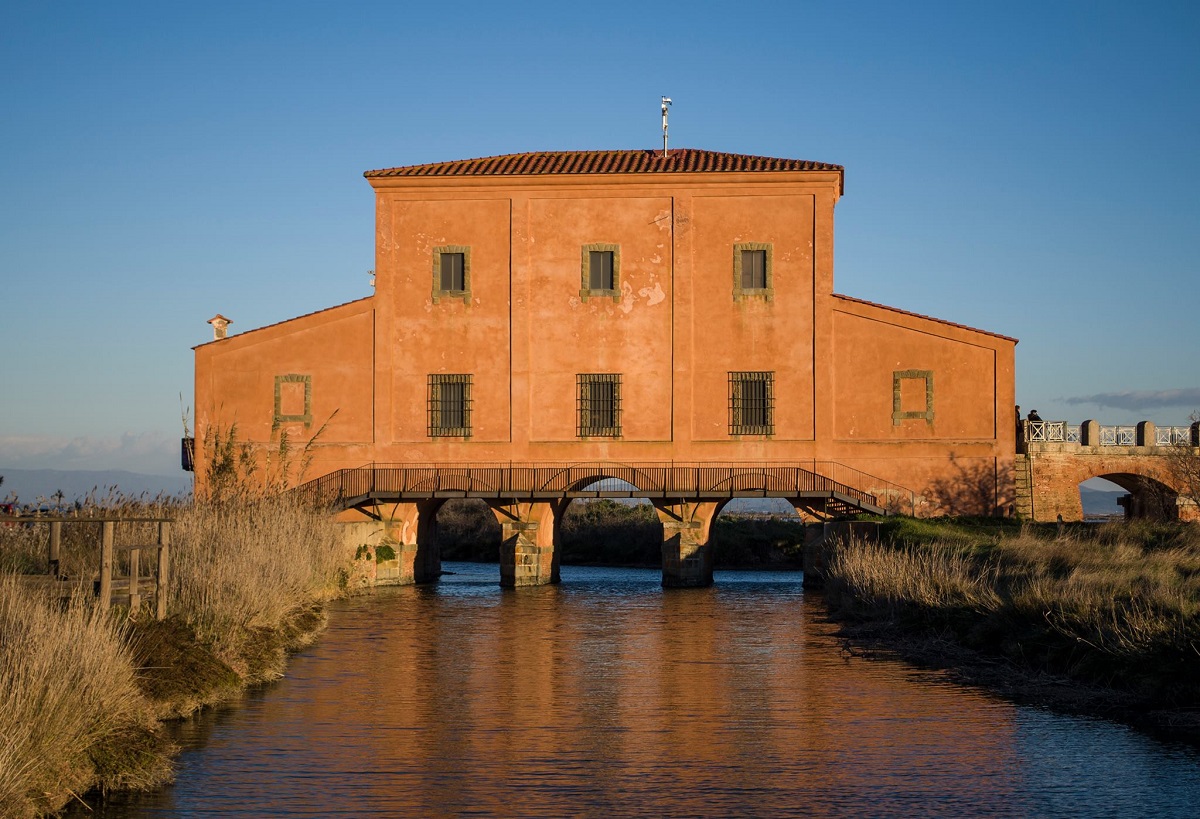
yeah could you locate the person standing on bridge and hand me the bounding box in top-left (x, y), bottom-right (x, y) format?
top-left (1027, 409), bottom-right (1043, 423)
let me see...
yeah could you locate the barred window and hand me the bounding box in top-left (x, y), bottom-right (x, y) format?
top-left (577, 373), bottom-right (621, 437)
top-left (579, 243), bottom-right (620, 302)
top-left (729, 371), bottom-right (774, 435)
top-left (428, 374), bottom-right (472, 437)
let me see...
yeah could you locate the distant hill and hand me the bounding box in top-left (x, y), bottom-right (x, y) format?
top-left (1080, 487), bottom-right (1125, 517)
top-left (0, 468), bottom-right (192, 505)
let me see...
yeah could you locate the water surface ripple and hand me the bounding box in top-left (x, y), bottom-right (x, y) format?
top-left (79, 563), bottom-right (1200, 817)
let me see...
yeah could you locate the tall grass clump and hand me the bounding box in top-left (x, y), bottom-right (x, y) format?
top-left (169, 494), bottom-right (344, 681)
top-left (0, 577), bottom-right (170, 817)
top-left (825, 520), bottom-right (1200, 705)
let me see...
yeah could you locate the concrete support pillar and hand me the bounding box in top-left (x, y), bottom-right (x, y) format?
top-left (492, 501), bottom-right (563, 588)
top-left (654, 501), bottom-right (717, 588)
top-left (384, 500), bottom-right (443, 584)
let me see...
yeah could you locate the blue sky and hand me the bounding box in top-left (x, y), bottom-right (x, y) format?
top-left (1, 0), bottom-right (1197, 477)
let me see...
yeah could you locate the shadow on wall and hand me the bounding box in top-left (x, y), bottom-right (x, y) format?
top-left (923, 454), bottom-right (1010, 517)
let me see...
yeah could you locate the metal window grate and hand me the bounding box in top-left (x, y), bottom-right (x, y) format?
top-left (729, 371), bottom-right (774, 435)
top-left (577, 373), bottom-right (622, 437)
top-left (428, 374), bottom-right (472, 437)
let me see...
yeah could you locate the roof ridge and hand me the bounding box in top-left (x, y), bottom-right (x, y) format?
top-left (832, 293), bottom-right (1018, 343)
top-left (364, 148), bottom-right (844, 179)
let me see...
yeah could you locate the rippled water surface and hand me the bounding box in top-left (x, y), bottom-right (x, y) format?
top-left (78, 563), bottom-right (1200, 817)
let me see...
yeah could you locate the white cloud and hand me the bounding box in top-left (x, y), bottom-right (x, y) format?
top-left (0, 432), bottom-right (180, 475)
top-left (1062, 389), bottom-right (1200, 413)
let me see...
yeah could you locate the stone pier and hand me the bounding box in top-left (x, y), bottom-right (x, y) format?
top-left (383, 500), bottom-right (443, 584)
top-left (492, 501), bottom-right (564, 588)
top-left (655, 501), bottom-right (718, 588)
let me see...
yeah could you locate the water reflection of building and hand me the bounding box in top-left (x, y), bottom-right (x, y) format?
top-left (277, 580), bottom-right (1028, 815)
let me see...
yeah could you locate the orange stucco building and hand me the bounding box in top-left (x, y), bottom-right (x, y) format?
top-left (194, 148), bottom-right (1016, 538)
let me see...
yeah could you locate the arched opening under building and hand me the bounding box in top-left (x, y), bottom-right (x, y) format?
top-left (436, 498), bottom-right (501, 562)
top-left (559, 478), bottom-right (660, 567)
top-left (1080, 474), bottom-right (1179, 522)
top-left (711, 497), bottom-right (806, 569)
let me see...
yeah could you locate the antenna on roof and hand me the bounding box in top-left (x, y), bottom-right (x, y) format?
top-left (661, 96), bottom-right (672, 157)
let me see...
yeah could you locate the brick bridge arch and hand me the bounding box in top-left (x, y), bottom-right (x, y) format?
top-left (1017, 420), bottom-right (1198, 522)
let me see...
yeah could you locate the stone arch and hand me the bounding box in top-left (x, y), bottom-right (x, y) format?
top-left (1084, 471), bottom-right (1179, 521)
top-left (556, 465), bottom-right (652, 496)
top-left (1026, 450), bottom-right (1189, 522)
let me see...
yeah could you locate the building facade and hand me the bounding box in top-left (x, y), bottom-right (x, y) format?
top-left (193, 148), bottom-right (1017, 526)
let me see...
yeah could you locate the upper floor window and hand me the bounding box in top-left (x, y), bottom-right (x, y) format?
top-left (729, 371), bottom-right (774, 435)
top-left (733, 242), bottom-right (773, 302)
top-left (577, 373), bottom-right (622, 437)
top-left (428, 374), bottom-right (472, 437)
top-left (580, 243), bottom-right (620, 302)
top-left (432, 245), bottom-right (471, 304)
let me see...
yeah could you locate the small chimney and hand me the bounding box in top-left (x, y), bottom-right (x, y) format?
top-left (207, 314), bottom-right (232, 340)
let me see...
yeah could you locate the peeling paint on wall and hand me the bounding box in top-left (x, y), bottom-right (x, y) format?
top-left (639, 282), bottom-right (667, 306)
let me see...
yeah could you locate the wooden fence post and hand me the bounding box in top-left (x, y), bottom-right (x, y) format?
top-left (129, 547), bottom-right (141, 612)
top-left (99, 521), bottom-right (114, 613)
top-left (48, 520), bottom-right (61, 577)
top-left (156, 521), bottom-right (170, 621)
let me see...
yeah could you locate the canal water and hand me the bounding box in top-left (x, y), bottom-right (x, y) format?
top-left (77, 563), bottom-right (1200, 817)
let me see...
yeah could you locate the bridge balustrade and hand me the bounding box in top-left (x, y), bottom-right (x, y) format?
top-left (1099, 425), bottom-right (1137, 446)
top-left (1026, 421), bottom-right (1070, 443)
top-left (1024, 421), bottom-right (1197, 448)
top-left (1156, 426), bottom-right (1193, 446)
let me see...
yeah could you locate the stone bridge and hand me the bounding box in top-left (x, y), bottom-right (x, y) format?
top-left (296, 461), bottom-right (906, 588)
top-left (1017, 420), bottom-right (1199, 522)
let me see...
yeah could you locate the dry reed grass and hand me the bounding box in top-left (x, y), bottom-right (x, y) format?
top-left (826, 519), bottom-right (1200, 701)
top-left (168, 494), bottom-right (344, 680)
top-left (0, 479), bottom-right (348, 814)
top-left (0, 576), bottom-right (170, 818)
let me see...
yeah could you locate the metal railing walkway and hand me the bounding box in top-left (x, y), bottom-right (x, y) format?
top-left (295, 461), bottom-right (914, 518)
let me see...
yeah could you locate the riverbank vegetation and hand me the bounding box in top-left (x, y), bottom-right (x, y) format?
top-left (0, 494), bottom-right (345, 817)
top-left (824, 518), bottom-right (1200, 731)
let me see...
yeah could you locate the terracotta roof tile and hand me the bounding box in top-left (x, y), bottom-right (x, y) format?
top-left (365, 149), bottom-right (844, 181)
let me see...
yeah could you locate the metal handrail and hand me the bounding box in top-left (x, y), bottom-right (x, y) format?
top-left (294, 461), bottom-right (916, 516)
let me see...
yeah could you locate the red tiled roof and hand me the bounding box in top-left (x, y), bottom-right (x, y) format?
top-left (832, 293), bottom-right (1018, 343)
top-left (365, 149), bottom-right (844, 181)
